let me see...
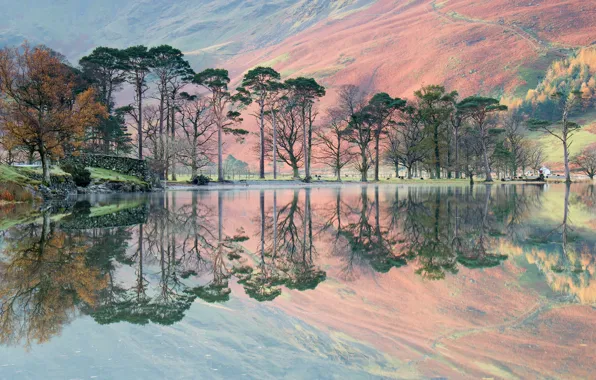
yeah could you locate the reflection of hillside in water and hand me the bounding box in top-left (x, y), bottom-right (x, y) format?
top-left (502, 184), bottom-right (596, 304)
top-left (0, 184), bottom-right (595, 349)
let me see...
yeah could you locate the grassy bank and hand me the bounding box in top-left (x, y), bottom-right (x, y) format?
top-left (87, 167), bottom-right (148, 186)
top-left (0, 164), bottom-right (150, 202)
top-left (0, 165), bottom-right (43, 202)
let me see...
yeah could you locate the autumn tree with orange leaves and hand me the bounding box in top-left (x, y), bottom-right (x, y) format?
top-left (0, 44), bottom-right (106, 184)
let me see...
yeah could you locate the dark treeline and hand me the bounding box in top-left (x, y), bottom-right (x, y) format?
top-left (1, 42), bottom-right (594, 185)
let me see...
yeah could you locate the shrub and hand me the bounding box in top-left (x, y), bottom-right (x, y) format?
top-left (0, 182), bottom-right (34, 202)
top-left (61, 163), bottom-right (92, 187)
top-left (0, 189), bottom-right (15, 202)
top-left (191, 174), bottom-right (210, 186)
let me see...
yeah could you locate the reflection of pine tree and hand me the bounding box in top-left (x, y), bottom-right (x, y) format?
top-left (411, 190), bottom-right (458, 280)
top-left (455, 186), bottom-right (508, 269)
top-left (241, 190), bottom-right (282, 301)
top-left (319, 188), bottom-right (358, 280)
top-left (92, 196), bottom-right (196, 325)
top-left (241, 189), bottom-right (327, 301)
top-left (186, 191), bottom-right (238, 303)
top-left (337, 186), bottom-right (407, 276)
top-left (394, 186), bottom-right (512, 280)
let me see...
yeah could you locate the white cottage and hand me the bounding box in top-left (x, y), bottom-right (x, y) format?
top-left (539, 167), bottom-right (551, 176)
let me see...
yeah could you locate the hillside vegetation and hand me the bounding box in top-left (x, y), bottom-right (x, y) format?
top-left (0, 0), bottom-right (376, 67)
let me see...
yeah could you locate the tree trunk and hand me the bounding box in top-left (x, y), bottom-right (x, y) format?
top-left (361, 151), bottom-right (368, 182)
top-left (292, 165), bottom-right (299, 179)
top-left (308, 109), bottom-right (313, 180)
top-left (374, 133), bottom-right (380, 181)
top-left (170, 93), bottom-right (177, 181)
top-left (39, 146), bottom-right (51, 185)
top-left (481, 137), bottom-right (493, 182)
top-left (563, 135), bottom-right (571, 183)
top-left (454, 129), bottom-right (460, 179)
top-left (103, 124), bottom-right (110, 154)
top-left (303, 113), bottom-right (310, 181)
top-left (259, 103), bottom-right (265, 179)
top-left (407, 166), bottom-right (413, 179)
top-left (260, 190), bottom-right (265, 256)
top-left (272, 110), bottom-right (277, 180)
top-left (138, 85), bottom-right (143, 160)
top-left (434, 125), bottom-right (441, 179)
top-left (160, 94), bottom-right (167, 180)
top-left (218, 125), bottom-right (224, 182)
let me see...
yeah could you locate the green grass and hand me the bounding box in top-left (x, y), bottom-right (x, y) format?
top-left (16, 166), bottom-right (70, 177)
top-left (87, 167), bottom-right (147, 185)
top-left (531, 129), bottom-right (596, 163)
top-left (0, 165), bottom-right (40, 185)
top-left (88, 200), bottom-right (144, 217)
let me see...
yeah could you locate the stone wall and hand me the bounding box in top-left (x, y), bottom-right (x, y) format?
top-left (20, 170), bottom-right (77, 199)
top-left (63, 154), bottom-right (158, 186)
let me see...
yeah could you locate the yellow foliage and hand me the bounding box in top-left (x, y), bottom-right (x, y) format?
top-left (523, 47), bottom-right (596, 107)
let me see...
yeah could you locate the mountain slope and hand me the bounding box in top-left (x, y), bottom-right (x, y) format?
top-left (2, 0), bottom-right (595, 169)
top-left (0, 0), bottom-right (376, 66)
top-left (226, 0), bottom-right (596, 98)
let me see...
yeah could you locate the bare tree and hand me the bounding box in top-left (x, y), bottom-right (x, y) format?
top-left (502, 112), bottom-right (526, 176)
top-left (314, 107), bottom-right (354, 181)
top-left (176, 92), bottom-right (217, 178)
top-left (263, 95), bottom-right (304, 178)
top-left (573, 144), bottom-right (596, 179)
top-left (143, 105), bottom-right (175, 177)
top-left (526, 141), bottom-right (546, 174)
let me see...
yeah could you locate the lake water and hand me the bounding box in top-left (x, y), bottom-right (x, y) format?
top-left (0, 184), bottom-right (595, 379)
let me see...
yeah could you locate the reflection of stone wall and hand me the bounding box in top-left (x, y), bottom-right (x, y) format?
top-left (59, 203), bottom-right (149, 230)
top-left (64, 154), bottom-right (154, 183)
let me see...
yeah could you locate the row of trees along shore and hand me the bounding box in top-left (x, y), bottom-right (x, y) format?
top-left (1, 42), bottom-right (595, 185)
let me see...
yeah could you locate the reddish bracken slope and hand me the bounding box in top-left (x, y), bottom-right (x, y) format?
top-left (227, 0), bottom-right (596, 100)
top-left (223, 0), bottom-right (596, 164)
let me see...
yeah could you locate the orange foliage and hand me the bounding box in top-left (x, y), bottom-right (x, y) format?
top-left (0, 43), bottom-right (106, 174)
top-left (0, 183), bottom-right (34, 202)
top-left (525, 47), bottom-right (596, 107)
top-left (0, 190), bottom-right (14, 202)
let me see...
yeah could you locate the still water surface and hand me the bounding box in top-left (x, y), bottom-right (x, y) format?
top-left (0, 184), bottom-right (595, 379)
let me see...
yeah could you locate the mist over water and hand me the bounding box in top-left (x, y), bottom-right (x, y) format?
top-left (0, 184), bottom-right (595, 378)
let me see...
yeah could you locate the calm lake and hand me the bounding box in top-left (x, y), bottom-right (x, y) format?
top-left (0, 184), bottom-right (595, 379)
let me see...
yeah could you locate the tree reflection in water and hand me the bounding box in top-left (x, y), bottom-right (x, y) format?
top-left (0, 213), bottom-right (107, 348)
top-left (1, 183), bottom-right (595, 347)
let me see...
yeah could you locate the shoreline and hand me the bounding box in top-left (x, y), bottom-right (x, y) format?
top-left (164, 179), bottom-right (587, 190)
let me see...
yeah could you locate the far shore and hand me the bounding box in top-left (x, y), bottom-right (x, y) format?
top-left (165, 177), bottom-right (592, 190)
